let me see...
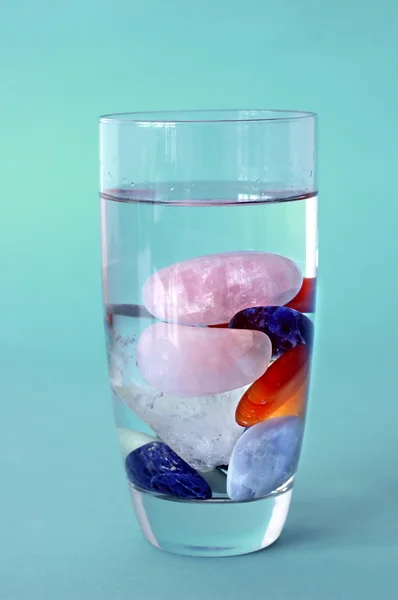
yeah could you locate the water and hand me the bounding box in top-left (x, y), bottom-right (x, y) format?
top-left (101, 183), bottom-right (318, 556)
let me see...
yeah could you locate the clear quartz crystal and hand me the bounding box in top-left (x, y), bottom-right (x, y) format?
top-left (113, 382), bottom-right (246, 471)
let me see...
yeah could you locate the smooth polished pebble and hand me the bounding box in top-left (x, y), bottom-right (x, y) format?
top-left (142, 251), bottom-right (303, 326)
top-left (268, 377), bottom-right (309, 420)
top-left (285, 277), bottom-right (317, 313)
top-left (125, 442), bottom-right (212, 500)
top-left (116, 428), bottom-right (157, 458)
top-left (136, 322), bottom-right (272, 396)
top-left (229, 305), bottom-right (313, 358)
top-left (227, 416), bottom-right (304, 501)
top-left (235, 344), bottom-right (310, 427)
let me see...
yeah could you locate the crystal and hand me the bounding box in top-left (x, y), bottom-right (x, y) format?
top-left (136, 323), bottom-right (272, 396)
top-left (114, 382), bottom-right (246, 471)
top-left (235, 344), bottom-right (310, 427)
top-left (126, 442), bottom-right (212, 500)
top-left (229, 306), bottom-right (313, 358)
top-left (227, 416), bottom-right (304, 501)
top-left (142, 251), bottom-right (303, 326)
top-left (285, 277), bottom-right (316, 313)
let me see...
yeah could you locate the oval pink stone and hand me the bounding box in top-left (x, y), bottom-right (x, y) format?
top-left (142, 251), bottom-right (302, 326)
top-left (136, 323), bottom-right (272, 397)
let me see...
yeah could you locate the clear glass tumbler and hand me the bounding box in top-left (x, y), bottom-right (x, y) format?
top-left (100, 109), bottom-right (317, 557)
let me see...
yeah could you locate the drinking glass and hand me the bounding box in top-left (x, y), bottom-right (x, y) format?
top-left (100, 109), bottom-right (317, 556)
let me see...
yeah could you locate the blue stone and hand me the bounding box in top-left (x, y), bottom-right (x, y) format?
top-left (227, 416), bottom-right (304, 501)
top-left (125, 442), bottom-right (212, 500)
top-left (228, 306), bottom-right (313, 358)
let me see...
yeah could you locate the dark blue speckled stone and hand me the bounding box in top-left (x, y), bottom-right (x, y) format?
top-left (228, 306), bottom-right (313, 358)
top-left (125, 442), bottom-right (212, 500)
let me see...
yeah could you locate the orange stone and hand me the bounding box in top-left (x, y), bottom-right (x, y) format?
top-left (268, 377), bottom-right (309, 419)
top-left (235, 344), bottom-right (310, 427)
top-left (285, 277), bottom-right (316, 313)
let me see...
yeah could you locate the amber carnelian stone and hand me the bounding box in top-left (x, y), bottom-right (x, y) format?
top-left (285, 277), bottom-right (317, 313)
top-left (269, 377), bottom-right (309, 419)
top-left (235, 344), bottom-right (310, 427)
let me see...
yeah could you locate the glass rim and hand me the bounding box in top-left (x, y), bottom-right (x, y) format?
top-left (99, 108), bottom-right (317, 125)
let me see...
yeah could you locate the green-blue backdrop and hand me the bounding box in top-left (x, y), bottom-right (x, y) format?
top-left (1, 0), bottom-right (398, 598)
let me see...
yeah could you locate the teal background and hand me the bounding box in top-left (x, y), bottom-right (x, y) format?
top-left (1, 0), bottom-right (398, 598)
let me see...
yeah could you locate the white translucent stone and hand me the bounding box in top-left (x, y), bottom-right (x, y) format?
top-left (114, 383), bottom-right (245, 471)
top-left (116, 428), bottom-right (156, 458)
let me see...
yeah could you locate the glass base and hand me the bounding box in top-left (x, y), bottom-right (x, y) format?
top-left (130, 485), bottom-right (293, 557)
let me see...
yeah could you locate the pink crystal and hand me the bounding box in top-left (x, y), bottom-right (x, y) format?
top-left (136, 323), bottom-right (272, 397)
top-left (142, 251), bottom-right (302, 326)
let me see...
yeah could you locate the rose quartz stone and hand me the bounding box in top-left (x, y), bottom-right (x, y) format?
top-left (136, 323), bottom-right (272, 397)
top-left (142, 251), bottom-right (302, 326)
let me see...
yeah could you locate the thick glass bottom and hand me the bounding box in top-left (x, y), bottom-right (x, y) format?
top-left (130, 485), bottom-right (293, 557)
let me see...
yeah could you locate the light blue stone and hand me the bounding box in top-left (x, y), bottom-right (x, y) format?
top-left (227, 416), bottom-right (304, 501)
